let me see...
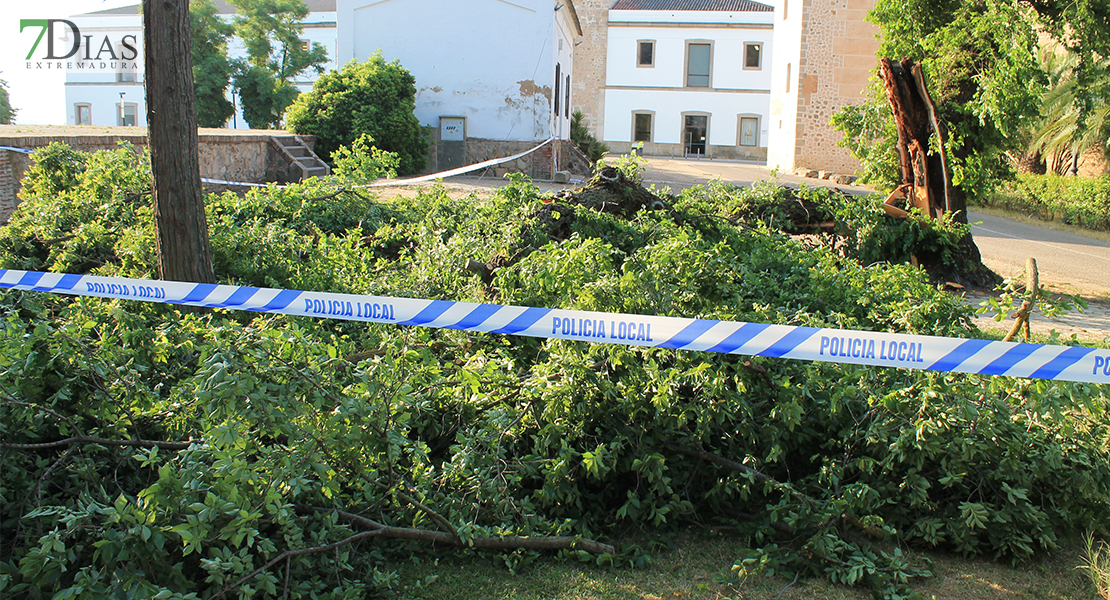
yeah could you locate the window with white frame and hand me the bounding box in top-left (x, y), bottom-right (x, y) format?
top-left (744, 43), bottom-right (762, 70)
top-left (75, 103), bottom-right (91, 125)
top-left (686, 42), bottom-right (711, 87)
top-left (739, 116), bottom-right (759, 146)
top-left (638, 40), bottom-right (654, 67)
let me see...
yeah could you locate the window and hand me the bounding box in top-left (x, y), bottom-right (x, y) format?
top-left (786, 63), bottom-right (792, 92)
top-left (739, 116), bottom-right (759, 146)
top-left (75, 103), bottom-right (91, 125)
top-left (783, 0), bottom-right (788, 19)
top-left (686, 42), bottom-right (711, 87)
top-left (300, 39), bottom-right (310, 52)
top-left (638, 41), bottom-right (654, 67)
top-left (565, 74), bottom-right (571, 118)
top-left (633, 112), bottom-right (653, 142)
top-left (555, 63), bottom-right (562, 117)
top-left (117, 102), bottom-right (137, 127)
top-left (744, 43), bottom-right (762, 70)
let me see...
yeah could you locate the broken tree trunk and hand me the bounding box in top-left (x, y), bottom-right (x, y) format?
top-left (879, 57), bottom-right (953, 221)
top-left (879, 58), bottom-right (998, 288)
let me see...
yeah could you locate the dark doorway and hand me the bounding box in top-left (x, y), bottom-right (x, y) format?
top-left (684, 115), bottom-right (707, 157)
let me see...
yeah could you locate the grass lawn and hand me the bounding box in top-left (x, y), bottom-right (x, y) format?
top-left (392, 531), bottom-right (1099, 599)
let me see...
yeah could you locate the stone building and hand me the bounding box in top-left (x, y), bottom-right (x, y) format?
top-left (765, 0), bottom-right (881, 174)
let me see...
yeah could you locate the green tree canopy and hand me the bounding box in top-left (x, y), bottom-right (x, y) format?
top-left (189, 0), bottom-right (235, 128)
top-left (286, 52), bottom-right (428, 175)
top-left (0, 78), bottom-right (16, 124)
top-left (229, 0), bottom-right (329, 129)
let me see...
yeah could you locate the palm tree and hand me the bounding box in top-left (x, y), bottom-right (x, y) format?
top-left (1028, 49), bottom-right (1110, 176)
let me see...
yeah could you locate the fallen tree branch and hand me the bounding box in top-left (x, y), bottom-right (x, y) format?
top-left (663, 443), bottom-right (773, 485)
top-left (1, 436), bottom-right (193, 451)
top-left (299, 505), bottom-right (615, 554)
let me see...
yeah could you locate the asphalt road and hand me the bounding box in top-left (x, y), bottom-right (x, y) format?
top-left (968, 211), bottom-right (1110, 298)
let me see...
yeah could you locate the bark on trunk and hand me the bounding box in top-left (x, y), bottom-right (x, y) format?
top-left (879, 58), bottom-right (968, 223)
top-left (880, 57), bottom-right (997, 288)
top-left (144, 0), bottom-right (215, 284)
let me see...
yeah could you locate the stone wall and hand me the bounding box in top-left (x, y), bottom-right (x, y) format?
top-left (463, 138), bottom-right (557, 181)
top-left (570, 0), bottom-right (610, 140)
top-left (0, 128), bottom-right (316, 222)
top-left (794, 0), bottom-right (881, 173)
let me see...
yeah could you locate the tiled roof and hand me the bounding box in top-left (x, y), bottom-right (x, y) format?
top-left (611, 0), bottom-right (773, 11)
top-left (84, 0), bottom-right (336, 16)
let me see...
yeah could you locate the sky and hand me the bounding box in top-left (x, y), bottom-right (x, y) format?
top-left (2, 0), bottom-right (140, 125)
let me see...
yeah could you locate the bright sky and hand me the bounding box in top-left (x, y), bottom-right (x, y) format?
top-left (2, 0), bottom-right (140, 124)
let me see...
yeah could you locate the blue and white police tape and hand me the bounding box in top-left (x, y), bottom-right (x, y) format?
top-left (2, 268), bottom-right (1108, 385)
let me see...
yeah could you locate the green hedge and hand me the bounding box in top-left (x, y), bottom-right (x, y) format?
top-left (980, 174), bottom-right (1110, 231)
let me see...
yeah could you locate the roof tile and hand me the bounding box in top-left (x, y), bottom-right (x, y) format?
top-left (611, 0), bottom-right (773, 11)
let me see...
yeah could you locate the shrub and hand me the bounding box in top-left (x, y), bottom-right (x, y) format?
top-left (1, 146), bottom-right (1107, 599)
top-left (980, 173), bottom-right (1110, 231)
top-left (285, 51), bottom-right (428, 175)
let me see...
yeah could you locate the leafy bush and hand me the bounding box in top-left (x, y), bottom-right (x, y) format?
top-left (980, 173), bottom-right (1110, 231)
top-left (1, 144), bottom-right (1107, 600)
top-left (286, 51), bottom-right (428, 175)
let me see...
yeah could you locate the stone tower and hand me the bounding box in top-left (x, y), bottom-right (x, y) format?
top-left (570, 0), bottom-right (611, 138)
top-left (766, 0), bottom-right (881, 174)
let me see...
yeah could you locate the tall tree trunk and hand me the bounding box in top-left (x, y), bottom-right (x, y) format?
top-left (144, 0), bottom-right (215, 284)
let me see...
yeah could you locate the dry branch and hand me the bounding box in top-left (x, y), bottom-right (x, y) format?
top-left (1, 436), bottom-right (193, 451)
top-left (300, 505), bottom-right (615, 554)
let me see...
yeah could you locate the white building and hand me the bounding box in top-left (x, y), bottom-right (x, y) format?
top-left (601, 0), bottom-right (774, 160)
top-left (336, 0), bottom-right (583, 178)
top-left (64, 0), bottom-right (338, 129)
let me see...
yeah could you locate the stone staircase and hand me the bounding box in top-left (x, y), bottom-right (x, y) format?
top-left (270, 135), bottom-right (330, 182)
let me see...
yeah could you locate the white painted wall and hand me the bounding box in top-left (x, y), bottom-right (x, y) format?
top-left (765, 0), bottom-right (802, 170)
top-left (602, 8), bottom-right (773, 150)
top-left (338, 0), bottom-right (563, 142)
top-left (603, 88), bottom-right (769, 147)
top-left (606, 24), bottom-right (773, 90)
top-left (552, 5), bottom-right (576, 141)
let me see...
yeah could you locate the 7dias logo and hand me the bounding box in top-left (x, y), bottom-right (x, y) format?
top-left (20, 19), bottom-right (140, 72)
